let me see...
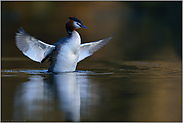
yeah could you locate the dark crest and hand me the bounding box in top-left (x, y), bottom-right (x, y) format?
top-left (69, 17), bottom-right (82, 24)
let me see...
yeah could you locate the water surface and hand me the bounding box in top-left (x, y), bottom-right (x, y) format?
top-left (1, 60), bottom-right (181, 122)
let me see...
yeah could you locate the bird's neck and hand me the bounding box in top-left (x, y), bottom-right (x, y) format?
top-left (65, 20), bottom-right (76, 36)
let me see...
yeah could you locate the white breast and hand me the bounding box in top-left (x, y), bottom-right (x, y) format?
top-left (49, 31), bottom-right (81, 72)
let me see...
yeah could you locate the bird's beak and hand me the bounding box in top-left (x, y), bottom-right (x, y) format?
top-left (81, 24), bottom-right (88, 29)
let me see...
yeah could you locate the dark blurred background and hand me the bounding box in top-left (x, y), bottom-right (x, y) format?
top-left (1, 1), bottom-right (182, 69)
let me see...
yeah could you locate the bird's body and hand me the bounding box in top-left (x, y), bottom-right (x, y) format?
top-left (15, 17), bottom-right (113, 73)
top-left (48, 31), bottom-right (81, 72)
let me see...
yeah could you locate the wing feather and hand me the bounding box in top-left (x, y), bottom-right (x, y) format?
top-left (78, 34), bottom-right (113, 62)
top-left (15, 27), bottom-right (55, 63)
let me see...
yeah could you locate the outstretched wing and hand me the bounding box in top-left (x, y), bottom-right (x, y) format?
top-left (78, 34), bottom-right (113, 62)
top-left (15, 27), bottom-right (55, 63)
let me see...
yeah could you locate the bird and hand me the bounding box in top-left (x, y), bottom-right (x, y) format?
top-left (15, 17), bottom-right (113, 73)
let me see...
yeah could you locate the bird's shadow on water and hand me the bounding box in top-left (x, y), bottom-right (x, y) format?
top-left (4, 69), bottom-right (111, 122)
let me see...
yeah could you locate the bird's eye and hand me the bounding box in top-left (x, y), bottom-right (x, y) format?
top-left (77, 22), bottom-right (81, 27)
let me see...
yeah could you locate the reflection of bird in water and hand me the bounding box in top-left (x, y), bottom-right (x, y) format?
top-left (13, 72), bottom-right (95, 122)
top-left (15, 17), bottom-right (113, 72)
top-left (51, 73), bottom-right (80, 121)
